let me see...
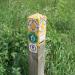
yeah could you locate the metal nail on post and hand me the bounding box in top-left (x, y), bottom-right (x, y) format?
top-left (28, 13), bottom-right (47, 75)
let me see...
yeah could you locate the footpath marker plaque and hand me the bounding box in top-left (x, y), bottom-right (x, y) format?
top-left (28, 13), bottom-right (47, 75)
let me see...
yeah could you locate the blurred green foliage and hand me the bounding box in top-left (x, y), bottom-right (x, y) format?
top-left (0, 0), bottom-right (75, 75)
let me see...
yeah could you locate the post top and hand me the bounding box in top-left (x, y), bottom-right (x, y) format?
top-left (28, 13), bottom-right (47, 20)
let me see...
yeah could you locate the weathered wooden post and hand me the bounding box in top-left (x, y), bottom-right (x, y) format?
top-left (28, 13), bottom-right (47, 75)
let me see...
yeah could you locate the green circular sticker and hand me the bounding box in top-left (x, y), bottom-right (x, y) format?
top-left (28, 32), bottom-right (38, 43)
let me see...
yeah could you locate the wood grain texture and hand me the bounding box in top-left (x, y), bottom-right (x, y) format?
top-left (29, 42), bottom-right (45, 75)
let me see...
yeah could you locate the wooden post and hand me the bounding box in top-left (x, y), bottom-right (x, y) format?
top-left (28, 13), bottom-right (47, 75)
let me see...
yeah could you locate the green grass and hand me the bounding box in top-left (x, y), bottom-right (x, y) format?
top-left (0, 0), bottom-right (75, 75)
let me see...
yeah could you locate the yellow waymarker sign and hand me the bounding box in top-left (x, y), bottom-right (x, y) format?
top-left (28, 13), bottom-right (47, 46)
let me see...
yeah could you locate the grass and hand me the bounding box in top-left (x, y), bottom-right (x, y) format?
top-left (0, 0), bottom-right (75, 75)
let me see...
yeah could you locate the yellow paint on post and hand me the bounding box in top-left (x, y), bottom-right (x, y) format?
top-left (28, 13), bottom-right (47, 47)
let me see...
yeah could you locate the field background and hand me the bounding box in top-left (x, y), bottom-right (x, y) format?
top-left (0, 0), bottom-right (75, 75)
